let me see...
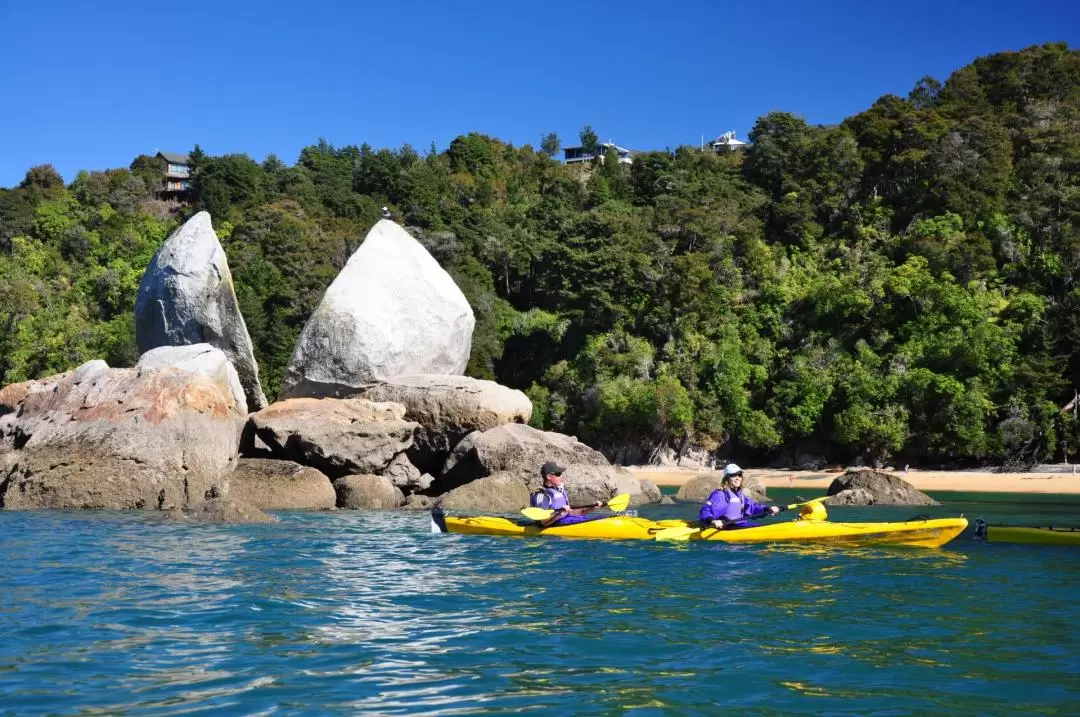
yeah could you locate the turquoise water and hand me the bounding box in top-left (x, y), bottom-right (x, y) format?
top-left (3, 496), bottom-right (1080, 715)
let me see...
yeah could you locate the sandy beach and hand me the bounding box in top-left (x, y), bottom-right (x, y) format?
top-left (627, 465), bottom-right (1080, 494)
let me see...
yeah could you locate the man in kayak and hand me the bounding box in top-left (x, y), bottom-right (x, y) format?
top-left (531, 461), bottom-right (604, 527)
top-left (699, 463), bottom-right (779, 530)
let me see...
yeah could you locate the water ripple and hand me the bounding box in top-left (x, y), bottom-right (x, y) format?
top-left (2, 505), bottom-right (1079, 715)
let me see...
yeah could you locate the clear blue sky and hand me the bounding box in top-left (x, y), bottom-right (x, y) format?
top-left (0, 0), bottom-right (1075, 188)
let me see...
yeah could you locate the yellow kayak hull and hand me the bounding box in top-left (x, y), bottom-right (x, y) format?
top-left (436, 513), bottom-right (968, 547)
top-left (975, 521), bottom-right (1080, 546)
top-left (685, 517), bottom-right (968, 548)
top-left (439, 515), bottom-right (683, 540)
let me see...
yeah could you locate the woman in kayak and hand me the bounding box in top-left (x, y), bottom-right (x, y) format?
top-left (699, 463), bottom-right (779, 530)
top-left (531, 461), bottom-right (604, 527)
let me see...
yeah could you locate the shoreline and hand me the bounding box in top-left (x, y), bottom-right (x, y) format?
top-left (626, 466), bottom-right (1080, 495)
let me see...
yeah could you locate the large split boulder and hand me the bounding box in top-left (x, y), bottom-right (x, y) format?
top-left (352, 374), bottom-right (532, 474)
top-left (826, 469), bottom-right (939, 506)
top-left (243, 398), bottom-right (418, 478)
top-left (229, 458), bottom-right (336, 510)
top-left (0, 360), bottom-right (237, 510)
top-left (280, 220), bottom-right (475, 399)
top-left (675, 473), bottom-right (769, 503)
top-left (135, 211), bottom-right (268, 411)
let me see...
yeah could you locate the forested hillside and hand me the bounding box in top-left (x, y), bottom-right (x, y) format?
top-left (2, 44), bottom-right (1078, 467)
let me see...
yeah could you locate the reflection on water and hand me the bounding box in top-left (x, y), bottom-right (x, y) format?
top-left (1, 506), bottom-right (1079, 714)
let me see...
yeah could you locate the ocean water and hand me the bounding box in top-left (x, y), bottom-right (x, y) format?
top-left (2, 494), bottom-right (1079, 715)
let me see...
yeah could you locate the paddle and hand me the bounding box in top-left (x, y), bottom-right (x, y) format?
top-left (520, 492), bottom-right (631, 522)
top-left (652, 495), bottom-right (830, 541)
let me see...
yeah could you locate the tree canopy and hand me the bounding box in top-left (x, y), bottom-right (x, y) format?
top-left (2, 44), bottom-right (1079, 467)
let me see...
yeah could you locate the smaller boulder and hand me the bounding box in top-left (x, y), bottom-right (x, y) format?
top-left (190, 498), bottom-right (278, 523)
top-left (334, 475), bottom-right (405, 509)
top-left (675, 473), bottom-right (768, 503)
top-left (438, 472), bottom-right (532, 513)
top-left (825, 487), bottom-right (876, 506)
top-left (229, 458), bottom-right (336, 510)
top-left (826, 469), bottom-right (938, 506)
top-left (245, 398), bottom-right (418, 478)
top-left (404, 494), bottom-right (433, 511)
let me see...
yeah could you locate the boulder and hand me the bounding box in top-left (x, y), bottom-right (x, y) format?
top-left (675, 473), bottom-right (769, 503)
top-left (435, 423), bottom-right (659, 506)
top-left (0, 360), bottom-right (237, 510)
top-left (334, 474), bottom-right (405, 509)
top-left (825, 487), bottom-right (876, 506)
top-left (244, 398), bottom-right (418, 478)
top-left (134, 211), bottom-right (268, 411)
top-left (352, 374), bottom-right (532, 474)
top-left (136, 344), bottom-right (247, 415)
top-left (404, 493), bottom-right (434, 511)
top-left (229, 458), bottom-right (336, 510)
top-left (438, 472), bottom-right (532, 513)
top-left (280, 220), bottom-right (475, 398)
top-left (825, 469), bottom-right (939, 506)
top-left (190, 497), bottom-right (278, 523)
top-left (439, 423), bottom-right (610, 490)
top-left (380, 452), bottom-right (429, 492)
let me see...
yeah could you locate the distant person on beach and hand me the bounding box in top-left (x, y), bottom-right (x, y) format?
top-left (530, 461), bottom-right (603, 527)
top-left (698, 463), bottom-right (779, 530)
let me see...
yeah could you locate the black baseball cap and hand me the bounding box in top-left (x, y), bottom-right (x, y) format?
top-left (541, 461), bottom-right (565, 476)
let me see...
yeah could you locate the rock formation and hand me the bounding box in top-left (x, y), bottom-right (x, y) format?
top-left (135, 211), bottom-right (268, 410)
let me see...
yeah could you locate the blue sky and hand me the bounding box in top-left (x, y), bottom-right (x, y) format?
top-left (0, 0), bottom-right (1076, 187)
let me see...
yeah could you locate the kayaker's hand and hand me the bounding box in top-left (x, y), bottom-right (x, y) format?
top-left (769, 506), bottom-right (780, 514)
top-left (711, 520), bottom-right (726, 530)
top-left (593, 500), bottom-right (604, 508)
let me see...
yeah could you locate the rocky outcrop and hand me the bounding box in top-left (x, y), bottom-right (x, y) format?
top-left (334, 475), bottom-right (405, 509)
top-left (244, 398), bottom-right (418, 478)
top-left (135, 211), bottom-right (268, 411)
top-left (229, 458), bottom-right (336, 510)
top-left (675, 473), bottom-right (769, 503)
top-left (826, 469), bottom-right (939, 506)
top-left (0, 360), bottom-right (237, 510)
top-left (280, 220), bottom-right (475, 398)
top-left (352, 374), bottom-right (532, 474)
top-left (137, 344), bottom-right (247, 415)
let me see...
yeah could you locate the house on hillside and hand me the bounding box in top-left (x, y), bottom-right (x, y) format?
top-left (705, 131), bottom-right (749, 152)
top-left (157, 151), bottom-right (192, 194)
top-left (563, 141), bottom-right (637, 165)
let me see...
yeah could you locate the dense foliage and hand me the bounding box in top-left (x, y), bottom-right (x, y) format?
top-left (3, 44), bottom-right (1079, 467)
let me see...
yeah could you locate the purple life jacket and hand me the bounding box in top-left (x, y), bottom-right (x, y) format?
top-left (531, 485), bottom-right (570, 511)
top-left (718, 488), bottom-right (749, 521)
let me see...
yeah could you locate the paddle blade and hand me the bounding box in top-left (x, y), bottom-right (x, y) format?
top-left (521, 507), bottom-right (553, 521)
top-left (653, 526), bottom-right (699, 541)
top-left (606, 493), bottom-right (631, 513)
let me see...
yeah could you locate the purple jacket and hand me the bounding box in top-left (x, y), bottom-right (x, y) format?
top-left (699, 487), bottom-right (769, 527)
top-left (530, 486), bottom-right (602, 527)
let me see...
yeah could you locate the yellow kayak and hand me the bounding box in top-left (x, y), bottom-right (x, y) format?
top-left (432, 513), bottom-right (684, 540)
top-left (673, 517), bottom-right (969, 548)
top-left (431, 510), bottom-right (968, 548)
top-left (974, 519), bottom-right (1080, 546)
